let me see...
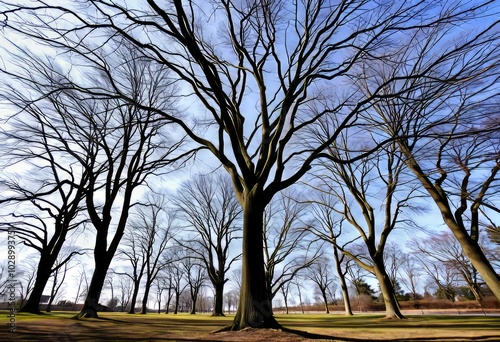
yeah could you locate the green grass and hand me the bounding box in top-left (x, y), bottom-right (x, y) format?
top-left (1, 311), bottom-right (499, 341)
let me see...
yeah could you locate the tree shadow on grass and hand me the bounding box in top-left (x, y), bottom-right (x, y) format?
top-left (281, 327), bottom-right (361, 340)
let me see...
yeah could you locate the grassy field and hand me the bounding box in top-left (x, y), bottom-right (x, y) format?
top-left (1, 311), bottom-right (499, 341)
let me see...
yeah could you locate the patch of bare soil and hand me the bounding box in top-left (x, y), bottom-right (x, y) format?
top-left (201, 328), bottom-right (340, 342)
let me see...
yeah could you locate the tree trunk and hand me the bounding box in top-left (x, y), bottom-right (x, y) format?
top-left (333, 248), bottom-right (353, 316)
top-left (212, 281), bottom-right (225, 316)
top-left (229, 198), bottom-right (280, 330)
top-left (373, 260), bottom-right (405, 319)
top-left (321, 291), bottom-right (330, 314)
top-left (282, 289), bottom-right (289, 314)
top-left (190, 297), bottom-right (197, 314)
top-left (45, 295), bottom-right (54, 313)
top-left (403, 151), bottom-right (500, 301)
top-left (165, 291), bottom-right (172, 314)
top-left (19, 253), bottom-right (55, 314)
top-left (173, 292), bottom-right (180, 314)
top-left (140, 281), bottom-right (151, 314)
top-left (339, 279), bottom-right (353, 316)
top-left (76, 250), bottom-right (113, 318)
top-left (128, 280), bottom-right (141, 314)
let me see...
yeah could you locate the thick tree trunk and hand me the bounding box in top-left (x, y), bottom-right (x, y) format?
top-left (449, 228), bottom-right (500, 300)
top-left (140, 281), bottom-right (152, 314)
top-left (373, 260), bottom-right (405, 319)
top-left (76, 250), bottom-right (113, 318)
top-left (128, 280), bottom-right (141, 314)
top-left (190, 297), bottom-right (197, 314)
top-left (19, 258), bottom-right (53, 313)
top-left (173, 292), bottom-right (180, 314)
top-left (228, 198), bottom-right (280, 330)
top-left (212, 281), bottom-right (225, 316)
top-left (339, 281), bottom-right (353, 315)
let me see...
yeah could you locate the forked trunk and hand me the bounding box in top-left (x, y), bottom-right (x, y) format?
top-left (227, 198), bottom-right (280, 330)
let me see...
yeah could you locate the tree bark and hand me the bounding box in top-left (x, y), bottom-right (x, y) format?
top-left (212, 281), bottom-right (225, 316)
top-left (228, 197), bottom-right (280, 330)
top-left (373, 260), bottom-right (405, 319)
top-left (19, 256), bottom-right (53, 313)
top-left (173, 292), bottom-right (180, 314)
top-left (76, 241), bottom-right (114, 318)
top-left (321, 290), bottom-right (330, 314)
top-left (140, 280), bottom-right (152, 314)
top-left (333, 248), bottom-right (353, 316)
top-left (128, 280), bottom-right (141, 314)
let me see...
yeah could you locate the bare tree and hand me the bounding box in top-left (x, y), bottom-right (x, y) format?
top-left (307, 139), bottom-right (416, 318)
top-left (174, 172), bottom-right (241, 316)
top-left (409, 232), bottom-right (486, 305)
top-left (0, 26), bottom-right (192, 317)
top-left (165, 251), bottom-right (188, 315)
top-left (137, 196), bottom-right (178, 315)
top-left (45, 247), bottom-right (78, 312)
top-left (279, 281), bottom-right (293, 315)
top-left (181, 256), bottom-right (207, 314)
top-left (1, 0), bottom-right (493, 329)
top-left (16, 255), bottom-right (38, 309)
top-left (352, 8), bottom-right (500, 300)
top-left (0, 55), bottom-right (89, 312)
top-left (72, 262), bottom-right (92, 310)
top-left (398, 253), bottom-right (423, 301)
top-left (118, 275), bottom-right (133, 312)
top-left (305, 197), bottom-right (354, 315)
top-left (263, 191), bottom-right (319, 301)
top-left (307, 257), bottom-right (337, 314)
top-left (115, 235), bottom-right (146, 314)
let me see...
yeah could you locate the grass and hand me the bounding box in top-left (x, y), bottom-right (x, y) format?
top-left (1, 311), bottom-right (499, 341)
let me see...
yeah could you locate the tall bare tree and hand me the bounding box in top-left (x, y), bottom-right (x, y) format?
top-left (0, 39), bottom-right (189, 317)
top-left (173, 172), bottom-right (241, 316)
top-left (398, 253), bottom-right (422, 301)
top-left (353, 11), bottom-right (500, 299)
top-left (307, 139), bottom-right (417, 318)
top-left (181, 256), bottom-right (207, 314)
top-left (307, 257), bottom-right (337, 314)
top-left (138, 196), bottom-right (178, 314)
top-left (305, 197), bottom-right (354, 315)
top-left (263, 191), bottom-right (319, 301)
top-left (115, 195), bottom-right (177, 314)
top-left (0, 45), bottom-right (89, 313)
top-left (409, 232), bottom-right (486, 305)
top-left (2, 0), bottom-right (493, 328)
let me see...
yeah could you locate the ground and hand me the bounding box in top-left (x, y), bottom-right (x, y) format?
top-left (1, 311), bottom-right (500, 341)
top-left (202, 328), bottom-right (327, 342)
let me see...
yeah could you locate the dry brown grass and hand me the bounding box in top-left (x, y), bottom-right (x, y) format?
top-left (1, 311), bottom-right (499, 341)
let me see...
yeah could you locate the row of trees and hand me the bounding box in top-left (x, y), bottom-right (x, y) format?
top-left (0, 0), bottom-right (499, 330)
top-left (3, 220), bottom-right (496, 316)
top-left (1, 171), bottom-right (498, 317)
